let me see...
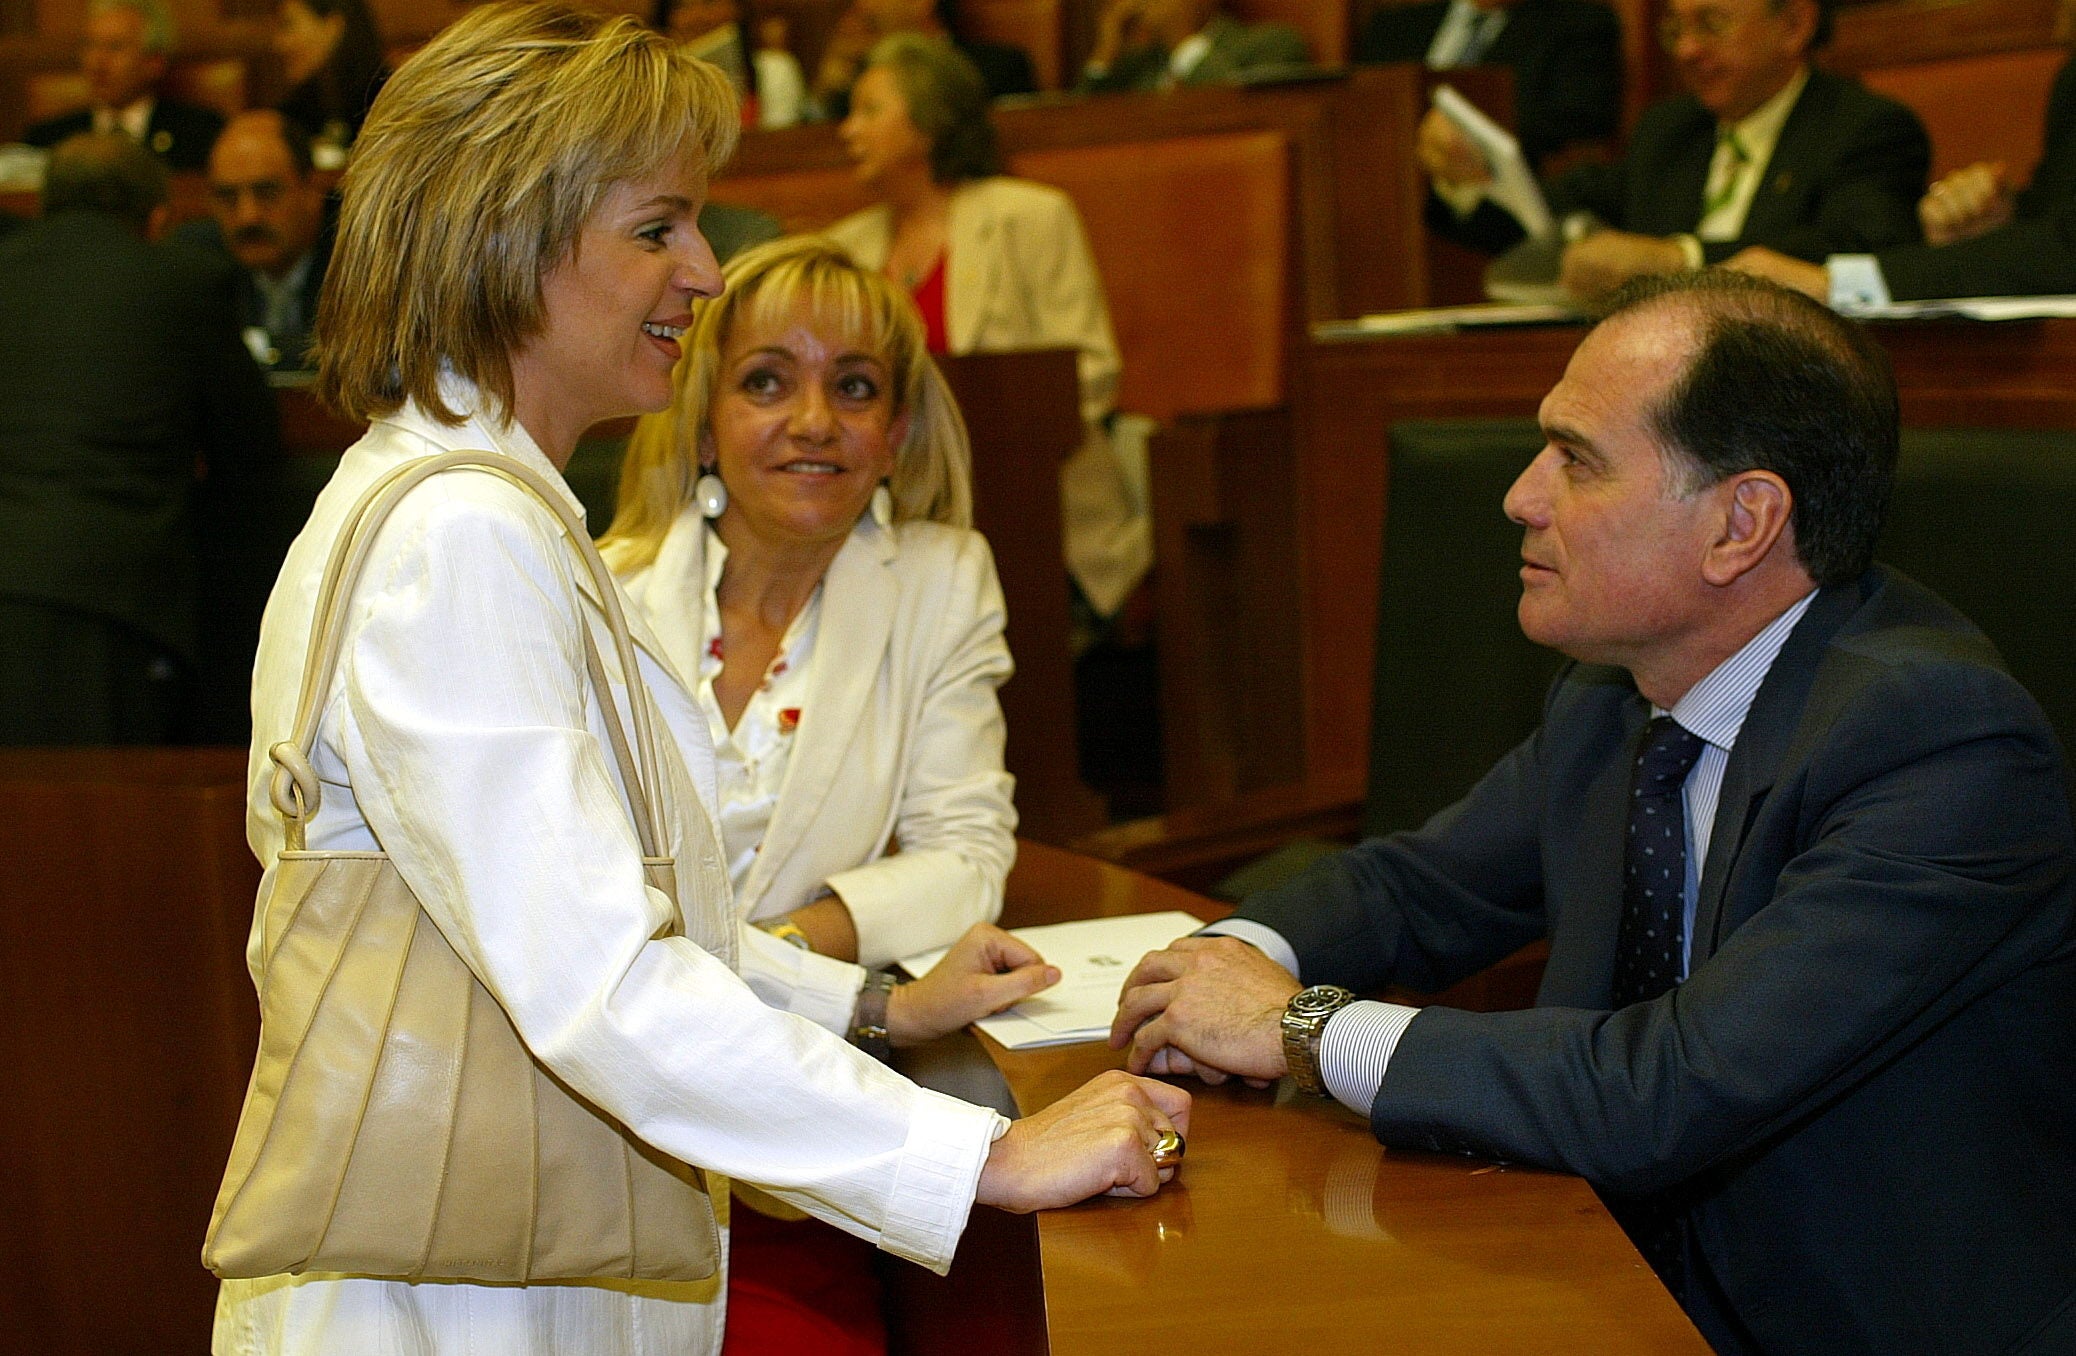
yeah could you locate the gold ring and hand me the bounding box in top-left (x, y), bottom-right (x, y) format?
top-left (1151, 1129), bottom-right (1185, 1168)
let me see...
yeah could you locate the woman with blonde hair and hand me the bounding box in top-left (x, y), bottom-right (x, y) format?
top-left (607, 234), bottom-right (1019, 1350)
top-left (208, 7), bottom-right (1187, 1353)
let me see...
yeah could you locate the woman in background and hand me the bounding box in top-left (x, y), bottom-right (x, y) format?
top-left (606, 234), bottom-right (1018, 1354)
top-left (273, 0), bottom-right (388, 155)
top-left (826, 34), bottom-right (1150, 624)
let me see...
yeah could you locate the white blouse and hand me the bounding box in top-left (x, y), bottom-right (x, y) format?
top-left (693, 526), bottom-right (825, 899)
top-left (213, 390), bottom-right (1004, 1356)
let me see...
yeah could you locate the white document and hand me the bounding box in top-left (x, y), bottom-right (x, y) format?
top-left (900, 910), bottom-right (1203, 1050)
top-left (1433, 83), bottom-right (1554, 241)
top-left (1840, 294), bottom-right (2076, 321)
top-left (1313, 302), bottom-right (1585, 340)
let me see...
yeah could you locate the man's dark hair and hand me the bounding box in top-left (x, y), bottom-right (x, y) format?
top-left (42, 131), bottom-right (170, 231)
top-left (273, 113), bottom-right (318, 178)
top-left (1596, 270), bottom-right (1896, 586)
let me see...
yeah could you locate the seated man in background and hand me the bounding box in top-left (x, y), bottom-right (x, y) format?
top-left (1358, 0), bottom-right (1624, 173)
top-left (24, 0), bottom-right (222, 171)
top-left (176, 110), bottom-right (331, 371)
top-left (813, 0), bottom-right (1036, 117)
top-left (1730, 50), bottom-right (2076, 303)
top-left (1110, 272), bottom-right (2076, 1355)
top-left (1425, 0), bottom-right (1927, 300)
top-left (0, 134), bottom-right (279, 746)
top-left (1078, 0), bottom-right (1309, 92)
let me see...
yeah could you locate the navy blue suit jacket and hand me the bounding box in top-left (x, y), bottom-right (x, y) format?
top-left (1239, 568), bottom-right (2076, 1354)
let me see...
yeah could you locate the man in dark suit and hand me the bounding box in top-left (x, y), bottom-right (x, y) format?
top-left (1357, 0), bottom-right (1624, 170)
top-left (23, 0), bottom-right (223, 172)
top-left (1731, 55), bottom-right (2076, 303)
top-left (174, 110), bottom-right (332, 372)
top-left (1078, 0), bottom-right (1309, 92)
top-left (1427, 0), bottom-right (1926, 301)
top-left (0, 133), bottom-right (279, 745)
top-left (1111, 272), bottom-right (2076, 1355)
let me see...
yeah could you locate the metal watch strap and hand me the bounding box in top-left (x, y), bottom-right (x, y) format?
top-left (1281, 985), bottom-right (1357, 1096)
top-left (850, 969), bottom-right (898, 1062)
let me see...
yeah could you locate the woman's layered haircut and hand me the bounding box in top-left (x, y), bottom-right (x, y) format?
top-left (314, 0), bottom-right (740, 425)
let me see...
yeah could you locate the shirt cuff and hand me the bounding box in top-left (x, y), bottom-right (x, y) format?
top-left (877, 1093), bottom-right (1012, 1274)
top-left (738, 921), bottom-right (867, 1036)
top-left (1318, 1001), bottom-right (1421, 1114)
top-left (1675, 233), bottom-right (1706, 271)
top-left (1195, 917), bottom-right (1302, 981)
top-left (1827, 254), bottom-right (1890, 312)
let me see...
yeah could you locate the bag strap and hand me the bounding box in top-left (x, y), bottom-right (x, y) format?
top-left (267, 451), bottom-right (666, 858)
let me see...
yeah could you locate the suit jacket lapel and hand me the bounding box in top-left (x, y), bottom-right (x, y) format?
top-left (1690, 581), bottom-right (1858, 962)
top-left (1740, 70), bottom-right (1827, 242)
top-left (740, 523), bottom-right (897, 903)
top-left (946, 184), bottom-right (996, 354)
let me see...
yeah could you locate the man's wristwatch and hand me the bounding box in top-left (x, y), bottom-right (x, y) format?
top-left (1281, 985), bottom-right (1357, 1096)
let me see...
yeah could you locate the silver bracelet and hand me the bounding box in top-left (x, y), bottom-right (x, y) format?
top-left (850, 969), bottom-right (897, 1062)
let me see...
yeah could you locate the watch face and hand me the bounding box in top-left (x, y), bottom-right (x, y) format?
top-left (1291, 985), bottom-right (1353, 1019)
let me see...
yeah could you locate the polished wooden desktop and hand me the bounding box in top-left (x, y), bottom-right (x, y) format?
top-left (891, 839), bottom-right (1710, 1356)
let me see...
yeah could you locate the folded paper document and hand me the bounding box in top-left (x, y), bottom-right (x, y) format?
top-left (901, 911), bottom-right (1203, 1050)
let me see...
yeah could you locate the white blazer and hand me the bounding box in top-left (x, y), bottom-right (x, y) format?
top-left (825, 178), bottom-right (1151, 615)
top-left (618, 508), bottom-right (1018, 969)
top-left (217, 391), bottom-right (1002, 1356)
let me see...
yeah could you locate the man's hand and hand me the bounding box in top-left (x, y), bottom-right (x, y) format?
top-left (1559, 229), bottom-right (1689, 300)
top-left (1417, 107), bottom-right (1493, 190)
top-left (1920, 161), bottom-right (2015, 246)
top-left (1721, 245), bottom-right (1830, 300)
top-left (887, 923), bottom-right (1059, 1048)
top-left (1108, 936), bottom-right (1299, 1084)
top-left (976, 1069), bottom-right (1192, 1211)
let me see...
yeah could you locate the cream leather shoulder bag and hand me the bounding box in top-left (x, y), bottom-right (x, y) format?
top-left (203, 451), bottom-right (719, 1284)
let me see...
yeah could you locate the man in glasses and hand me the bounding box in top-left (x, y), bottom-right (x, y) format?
top-left (1424, 0), bottom-right (1929, 302)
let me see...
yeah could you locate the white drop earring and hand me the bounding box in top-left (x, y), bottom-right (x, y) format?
top-left (870, 483), bottom-right (894, 528)
top-left (696, 470), bottom-right (728, 519)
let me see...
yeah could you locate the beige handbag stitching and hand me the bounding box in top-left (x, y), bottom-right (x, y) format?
top-left (204, 450), bottom-right (720, 1284)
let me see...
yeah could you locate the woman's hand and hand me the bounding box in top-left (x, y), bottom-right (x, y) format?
top-left (1417, 107), bottom-right (1492, 190)
top-left (886, 922), bottom-right (1060, 1047)
top-left (976, 1069), bottom-right (1192, 1212)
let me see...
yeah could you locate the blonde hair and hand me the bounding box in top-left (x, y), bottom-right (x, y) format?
top-left (603, 236), bottom-right (973, 572)
top-left (314, 0), bottom-right (740, 426)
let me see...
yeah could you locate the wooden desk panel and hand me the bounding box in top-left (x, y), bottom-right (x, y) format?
top-left (970, 840), bottom-right (1708, 1355)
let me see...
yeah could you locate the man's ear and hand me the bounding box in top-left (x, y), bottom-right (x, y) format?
top-left (1702, 470), bottom-right (1792, 587)
top-left (145, 203), bottom-right (172, 242)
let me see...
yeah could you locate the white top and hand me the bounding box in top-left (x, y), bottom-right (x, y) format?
top-left (616, 506), bottom-right (1017, 969)
top-left (691, 524), bottom-right (827, 898)
top-left (215, 386), bottom-right (1004, 1355)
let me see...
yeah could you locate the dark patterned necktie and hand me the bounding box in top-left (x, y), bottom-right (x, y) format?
top-left (1612, 717), bottom-right (1706, 1010)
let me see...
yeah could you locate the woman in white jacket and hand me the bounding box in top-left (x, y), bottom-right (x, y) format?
top-left (213, 9), bottom-right (1186, 1353)
top-left (604, 235), bottom-right (1029, 1351)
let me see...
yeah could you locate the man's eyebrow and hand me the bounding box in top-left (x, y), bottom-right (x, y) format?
top-left (1541, 420), bottom-right (1596, 455)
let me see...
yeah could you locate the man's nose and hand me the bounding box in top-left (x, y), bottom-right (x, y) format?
top-left (1504, 450), bottom-right (1553, 526)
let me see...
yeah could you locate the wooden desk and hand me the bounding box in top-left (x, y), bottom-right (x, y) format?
top-left (889, 839), bottom-right (1707, 1355)
top-left (1, 746), bottom-right (1698, 1354)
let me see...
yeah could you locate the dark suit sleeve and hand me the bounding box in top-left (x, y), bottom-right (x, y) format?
top-left (1078, 46), bottom-right (1169, 94)
top-left (1370, 661), bottom-right (2072, 1196)
top-left (1698, 95), bottom-right (1930, 264)
top-left (1514, 2), bottom-right (1624, 164)
top-left (1354, 4), bottom-right (1441, 63)
top-left (1237, 720), bottom-right (1556, 996)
